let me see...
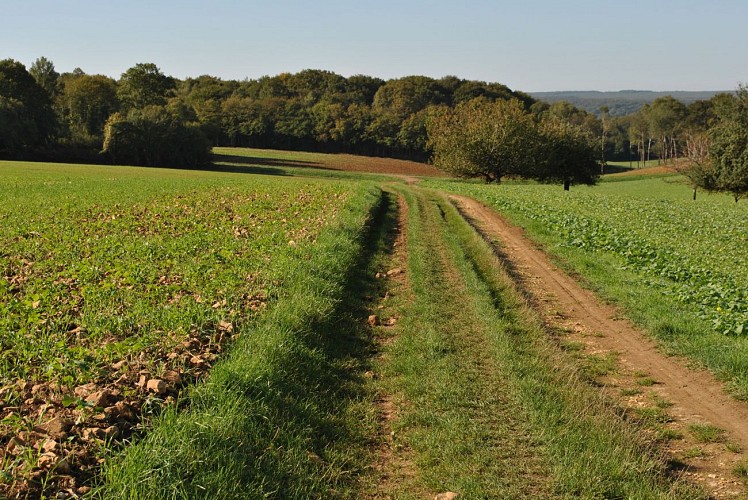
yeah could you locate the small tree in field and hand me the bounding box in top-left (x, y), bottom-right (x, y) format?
top-left (426, 97), bottom-right (598, 187)
top-left (535, 118), bottom-right (599, 189)
top-left (426, 98), bottom-right (537, 182)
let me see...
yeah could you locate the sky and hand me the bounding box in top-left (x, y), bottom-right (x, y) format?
top-left (2, 0), bottom-right (746, 92)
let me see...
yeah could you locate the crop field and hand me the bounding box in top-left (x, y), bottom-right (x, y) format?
top-left (0, 161), bottom-right (359, 496)
top-left (2, 150), bottom-right (747, 498)
top-left (425, 175), bottom-right (748, 395)
top-left (213, 146), bottom-right (444, 178)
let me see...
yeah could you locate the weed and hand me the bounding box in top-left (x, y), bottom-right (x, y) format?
top-left (620, 388), bottom-right (642, 396)
top-left (726, 442), bottom-right (743, 453)
top-left (733, 461), bottom-right (748, 479)
top-left (655, 427), bottom-right (683, 441)
top-left (688, 423), bottom-right (726, 443)
top-left (683, 447), bottom-right (706, 459)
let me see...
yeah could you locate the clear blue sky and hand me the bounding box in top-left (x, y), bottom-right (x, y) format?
top-left (3, 0), bottom-right (746, 92)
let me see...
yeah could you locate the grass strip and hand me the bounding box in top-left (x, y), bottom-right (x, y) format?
top-left (98, 183), bottom-right (388, 498)
top-left (382, 185), bottom-right (701, 497)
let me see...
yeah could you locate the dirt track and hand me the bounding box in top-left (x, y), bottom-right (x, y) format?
top-left (452, 194), bottom-right (748, 497)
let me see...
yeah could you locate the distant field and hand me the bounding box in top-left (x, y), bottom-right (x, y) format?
top-left (0, 160), bottom-right (358, 496)
top-left (212, 146), bottom-right (444, 178)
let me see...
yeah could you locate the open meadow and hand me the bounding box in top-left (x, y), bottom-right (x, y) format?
top-left (2, 150), bottom-right (747, 497)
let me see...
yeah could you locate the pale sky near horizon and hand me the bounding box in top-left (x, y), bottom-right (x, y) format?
top-left (2, 0), bottom-right (746, 93)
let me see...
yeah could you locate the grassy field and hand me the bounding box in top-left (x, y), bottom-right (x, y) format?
top-left (424, 174), bottom-right (748, 398)
top-left (0, 160), bottom-right (366, 496)
top-left (1, 150), bottom-right (737, 497)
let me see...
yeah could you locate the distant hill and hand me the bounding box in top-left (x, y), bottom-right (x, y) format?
top-left (529, 90), bottom-right (732, 116)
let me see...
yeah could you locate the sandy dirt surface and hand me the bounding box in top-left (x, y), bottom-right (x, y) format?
top-left (452, 194), bottom-right (748, 498)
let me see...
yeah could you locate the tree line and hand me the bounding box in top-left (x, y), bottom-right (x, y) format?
top-left (0, 57), bottom-right (536, 166)
top-left (0, 57), bottom-right (745, 198)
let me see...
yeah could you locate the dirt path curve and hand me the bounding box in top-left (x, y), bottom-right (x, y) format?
top-left (451, 194), bottom-right (748, 496)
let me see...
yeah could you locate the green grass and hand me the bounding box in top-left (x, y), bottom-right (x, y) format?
top-left (377, 185), bottom-right (699, 498)
top-left (0, 154), bottom-right (721, 497)
top-left (688, 423), bottom-right (726, 443)
top-left (0, 161), bottom-right (351, 391)
top-left (423, 175), bottom-right (748, 398)
top-left (0, 160), bottom-right (363, 496)
top-left (98, 182), bottom-right (388, 497)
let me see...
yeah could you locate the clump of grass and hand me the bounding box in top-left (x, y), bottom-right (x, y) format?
top-left (733, 461), bottom-right (748, 479)
top-left (726, 442), bottom-right (743, 453)
top-left (620, 388), bottom-right (642, 396)
top-left (683, 447), bottom-right (706, 459)
top-left (559, 340), bottom-right (585, 352)
top-left (636, 377), bottom-right (657, 387)
top-left (688, 423), bottom-right (726, 443)
top-left (650, 393), bottom-right (673, 409)
top-left (656, 427), bottom-right (683, 441)
top-left (634, 407), bottom-right (672, 425)
top-left (580, 352), bottom-right (618, 379)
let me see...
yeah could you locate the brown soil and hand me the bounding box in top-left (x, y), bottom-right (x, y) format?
top-left (451, 194), bottom-right (748, 498)
top-left (607, 165), bottom-right (678, 177)
top-left (0, 322), bottom-right (239, 498)
top-left (214, 148), bottom-right (445, 177)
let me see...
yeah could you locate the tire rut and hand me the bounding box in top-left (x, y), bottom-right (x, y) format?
top-left (451, 194), bottom-right (748, 497)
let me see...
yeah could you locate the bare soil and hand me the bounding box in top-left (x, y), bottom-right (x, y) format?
top-left (451, 194), bottom-right (748, 498)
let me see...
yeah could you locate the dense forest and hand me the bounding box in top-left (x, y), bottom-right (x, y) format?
top-left (0, 57), bottom-right (746, 198)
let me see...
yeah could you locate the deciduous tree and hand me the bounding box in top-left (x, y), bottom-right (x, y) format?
top-left (117, 63), bottom-right (175, 110)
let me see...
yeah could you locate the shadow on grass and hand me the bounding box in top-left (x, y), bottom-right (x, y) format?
top-left (602, 164), bottom-right (635, 175)
top-left (240, 191), bottom-right (399, 494)
top-left (101, 189), bottom-right (400, 497)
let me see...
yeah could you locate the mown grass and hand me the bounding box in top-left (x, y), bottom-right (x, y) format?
top-left (378, 185), bottom-right (699, 497)
top-left (424, 176), bottom-right (748, 399)
top-left (97, 184), bottom-right (392, 497)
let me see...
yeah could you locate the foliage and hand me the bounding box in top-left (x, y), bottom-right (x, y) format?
top-left (427, 98), bottom-right (598, 185)
top-left (427, 98), bottom-right (535, 182)
top-left (681, 87), bottom-right (748, 202)
top-left (59, 73), bottom-right (120, 141)
top-left (102, 105), bottom-right (210, 168)
top-left (116, 63), bottom-right (175, 110)
top-left (706, 86), bottom-right (748, 201)
top-left (28, 56), bottom-right (59, 98)
top-left (0, 58), bottom-right (57, 152)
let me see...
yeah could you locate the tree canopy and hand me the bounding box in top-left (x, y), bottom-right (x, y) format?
top-left (0, 58), bottom-right (56, 153)
top-left (427, 98), bottom-right (599, 186)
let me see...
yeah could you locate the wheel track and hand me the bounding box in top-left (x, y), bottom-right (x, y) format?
top-left (451, 194), bottom-right (748, 497)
